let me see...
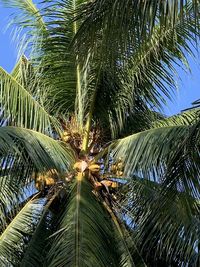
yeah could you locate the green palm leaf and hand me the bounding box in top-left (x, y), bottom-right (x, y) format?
top-left (115, 118), bottom-right (200, 265)
top-left (0, 174), bottom-right (19, 230)
top-left (0, 126), bottom-right (74, 172)
top-left (1, 0), bottom-right (46, 57)
top-left (76, 0), bottom-right (199, 64)
top-left (32, 0), bottom-right (86, 120)
top-left (152, 108), bottom-right (200, 128)
top-left (11, 56), bottom-right (44, 96)
top-left (0, 195), bottom-right (45, 266)
top-left (107, 125), bottom-right (190, 179)
top-left (20, 190), bottom-right (65, 267)
top-left (118, 177), bottom-right (199, 265)
top-left (46, 176), bottom-right (120, 266)
top-left (76, 2), bottom-right (199, 138)
top-left (46, 174), bottom-right (139, 266)
top-left (1, 0), bottom-right (45, 29)
top-left (0, 67), bottom-right (60, 133)
top-left (104, 107), bottom-right (199, 178)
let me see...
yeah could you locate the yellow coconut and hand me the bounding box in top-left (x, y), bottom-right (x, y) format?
top-left (116, 171), bottom-right (123, 177)
top-left (116, 162), bottom-right (124, 171)
top-left (35, 171), bottom-right (56, 191)
top-left (73, 162), bottom-right (82, 172)
top-left (110, 164), bottom-right (117, 173)
top-left (89, 164), bottom-right (100, 173)
top-left (74, 161), bottom-right (88, 172)
top-left (101, 180), bottom-right (113, 187)
top-left (62, 131), bottom-right (71, 142)
top-left (110, 182), bottom-right (118, 188)
top-left (45, 177), bottom-right (55, 186)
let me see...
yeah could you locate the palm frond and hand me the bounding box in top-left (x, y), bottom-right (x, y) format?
top-left (0, 186), bottom-right (68, 267)
top-left (46, 176), bottom-right (121, 267)
top-left (11, 56), bottom-right (43, 95)
top-left (106, 106), bottom-right (200, 179)
top-left (95, 115), bottom-right (200, 265)
top-left (120, 179), bottom-right (199, 265)
top-left (190, 98), bottom-right (200, 109)
top-left (102, 201), bottom-right (141, 267)
top-left (152, 108), bottom-right (200, 128)
top-left (0, 126), bottom-right (74, 172)
top-left (1, 0), bottom-right (46, 59)
top-left (1, 0), bottom-right (45, 29)
top-left (110, 125), bottom-right (191, 179)
top-left (77, 2), bottom-right (200, 138)
top-left (0, 67), bottom-right (60, 133)
top-left (132, 183), bottom-right (199, 265)
top-left (0, 195), bottom-right (45, 266)
top-left (0, 174), bottom-right (19, 230)
top-left (28, 1), bottom-right (84, 120)
top-left (0, 125), bottom-right (74, 231)
top-left (76, 0), bottom-right (200, 64)
top-left (160, 118), bottom-right (200, 198)
top-left (115, 117), bottom-right (200, 265)
top-left (20, 189), bottom-right (65, 267)
top-left (11, 55), bottom-right (56, 117)
top-left (0, 174), bottom-right (35, 231)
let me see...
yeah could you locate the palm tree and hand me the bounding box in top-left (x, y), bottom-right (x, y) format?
top-left (0, 0), bottom-right (200, 266)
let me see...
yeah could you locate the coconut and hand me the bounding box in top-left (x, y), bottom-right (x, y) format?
top-left (88, 164), bottom-right (100, 173)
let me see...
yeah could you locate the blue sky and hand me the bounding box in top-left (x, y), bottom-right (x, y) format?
top-left (0, 6), bottom-right (200, 116)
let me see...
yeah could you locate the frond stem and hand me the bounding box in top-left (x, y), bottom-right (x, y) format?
top-left (81, 68), bottom-right (101, 154)
top-left (73, 0), bottom-right (83, 129)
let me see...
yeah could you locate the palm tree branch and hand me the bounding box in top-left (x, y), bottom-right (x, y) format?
top-left (0, 67), bottom-right (60, 134)
top-left (20, 189), bottom-right (64, 266)
top-left (75, 0), bottom-right (200, 64)
top-left (0, 126), bottom-right (75, 172)
top-left (117, 177), bottom-right (199, 265)
top-left (152, 108), bottom-right (200, 128)
top-left (0, 193), bottom-right (44, 266)
top-left (106, 125), bottom-right (191, 179)
top-left (78, 2), bottom-right (199, 139)
top-left (1, 0), bottom-right (45, 29)
top-left (46, 175), bottom-right (120, 266)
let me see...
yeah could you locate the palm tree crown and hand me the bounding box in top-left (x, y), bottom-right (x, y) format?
top-left (0, 0), bottom-right (200, 266)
